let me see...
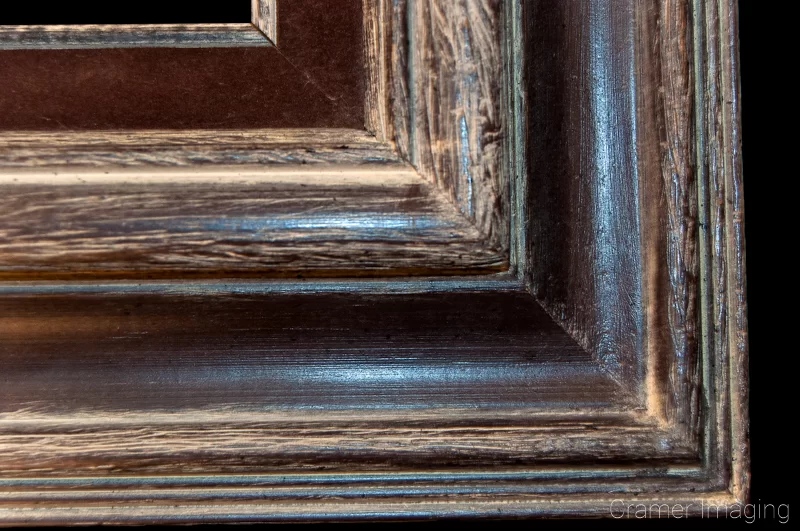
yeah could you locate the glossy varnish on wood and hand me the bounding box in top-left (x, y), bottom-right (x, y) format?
top-left (0, 0), bottom-right (748, 523)
top-left (0, 127), bottom-right (505, 277)
top-left (0, 169), bottom-right (505, 278)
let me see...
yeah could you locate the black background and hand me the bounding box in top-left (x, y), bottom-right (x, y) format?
top-left (739, 0), bottom-right (791, 524)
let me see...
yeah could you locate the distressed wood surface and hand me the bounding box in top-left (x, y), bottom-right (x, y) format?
top-left (0, 413), bottom-right (688, 478)
top-left (0, 24), bottom-right (271, 50)
top-left (655, 0), bottom-right (700, 444)
top-left (698, 0), bottom-right (749, 504)
top-left (635, 0), bottom-right (701, 446)
top-left (524, 0), bottom-right (644, 388)
top-left (391, 0), bottom-right (509, 253)
top-left (0, 0), bottom-right (748, 522)
top-left (253, 0), bottom-right (278, 43)
top-left (0, 288), bottom-right (686, 479)
top-left (0, 129), bottom-right (403, 168)
top-left (0, 492), bottom-right (753, 524)
top-left (0, 167), bottom-right (505, 279)
top-left (363, 0), bottom-right (393, 143)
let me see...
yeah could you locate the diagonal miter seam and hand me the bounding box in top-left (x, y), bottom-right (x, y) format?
top-left (250, 0), bottom-right (339, 104)
top-left (371, 0), bottom-right (641, 411)
top-left (252, 0), bottom-right (278, 45)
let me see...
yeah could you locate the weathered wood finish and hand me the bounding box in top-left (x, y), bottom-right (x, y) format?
top-left (0, 24), bottom-right (272, 50)
top-left (698, 0), bottom-right (749, 501)
top-left (0, 128), bottom-right (505, 278)
top-left (0, 129), bottom-right (403, 168)
top-left (0, 169), bottom-right (506, 279)
top-left (391, 0), bottom-right (509, 252)
top-left (253, 0), bottom-right (278, 43)
top-left (363, 0), bottom-right (393, 143)
top-left (0, 291), bottom-right (612, 420)
top-left (0, 0), bottom-right (748, 523)
top-left (635, 0), bottom-right (701, 444)
top-left (0, 1), bottom-right (277, 49)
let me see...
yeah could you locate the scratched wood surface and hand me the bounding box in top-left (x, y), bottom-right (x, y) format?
top-left (0, 24), bottom-right (271, 50)
top-left (699, 0), bottom-right (749, 502)
top-left (252, 0), bottom-right (278, 43)
top-left (0, 166), bottom-right (505, 279)
top-left (391, 0), bottom-right (509, 253)
top-left (363, 0), bottom-right (392, 143)
top-left (635, 0), bottom-right (700, 445)
top-left (0, 0), bottom-right (748, 522)
top-left (524, 0), bottom-right (644, 389)
top-left (0, 291), bottom-right (607, 417)
top-left (0, 129), bottom-right (402, 168)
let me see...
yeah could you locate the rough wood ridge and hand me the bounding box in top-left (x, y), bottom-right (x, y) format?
top-left (391, 0), bottom-right (509, 253)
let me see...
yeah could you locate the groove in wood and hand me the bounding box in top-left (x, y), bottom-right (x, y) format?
top-left (0, 167), bottom-right (506, 279)
top-left (0, 0), bottom-right (748, 521)
top-left (392, 0), bottom-right (509, 253)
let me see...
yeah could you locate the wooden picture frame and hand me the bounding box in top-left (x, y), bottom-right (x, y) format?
top-left (0, 0), bottom-right (748, 523)
top-left (0, 0), bottom-right (277, 49)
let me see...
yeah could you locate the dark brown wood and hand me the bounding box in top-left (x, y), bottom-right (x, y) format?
top-left (0, 290), bottom-right (601, 419)
top-left (524, 0), bottom-right (644, 389)
top-left (0, 0), bottom-right (748, 523)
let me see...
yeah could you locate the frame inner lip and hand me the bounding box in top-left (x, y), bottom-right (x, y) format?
top-left (0, 23), bottom-right (275, 50)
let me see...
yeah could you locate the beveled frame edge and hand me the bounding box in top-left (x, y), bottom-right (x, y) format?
top-left (252, 0), bottom-right (278, 43)
top-left (0, 0), bottom-right (510, 278)
top-left (0, 128), bottom-right (507, 278)
top-left (0, 0), bottom-right (277, 49)
top-left (0, 0), bottom-right (748, 522)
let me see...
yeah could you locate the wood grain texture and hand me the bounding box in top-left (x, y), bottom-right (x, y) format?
top-left (0, 129), bottom-right (403, 169)
top-left (0, 493), bottom-right (754, 524)
top-left (697, 0), bottom-right (749, 503)
top-left (0, 413), bottom-right (688, 478)
top-left (0, 289), bottom-right (690, 480)
top-left (656, 0), bottom-right (700, 443)
top-left (0, 24), bottom-right (271, 50)
top-left (524, 0), bottom-right (644, 387)
top-left (391, 0), bottom-right (509, 253)
top-left (0, 290), bottom-right (604, 417)
top-left (0, 167), bottom-right (506, 279)
top-left (253, 0), bottom-right (278, 43)
top-left (363, 0), bottom-right (393, 143)
top-left (635, 0), bottom-right (701, 443)
top-left (0, 0), bottom-right (749, 522)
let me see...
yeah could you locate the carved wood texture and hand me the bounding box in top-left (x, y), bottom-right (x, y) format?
top-left (0, 0), bottom-right (748, 522)
top-left (391, 0), bottom-right (509, 252)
